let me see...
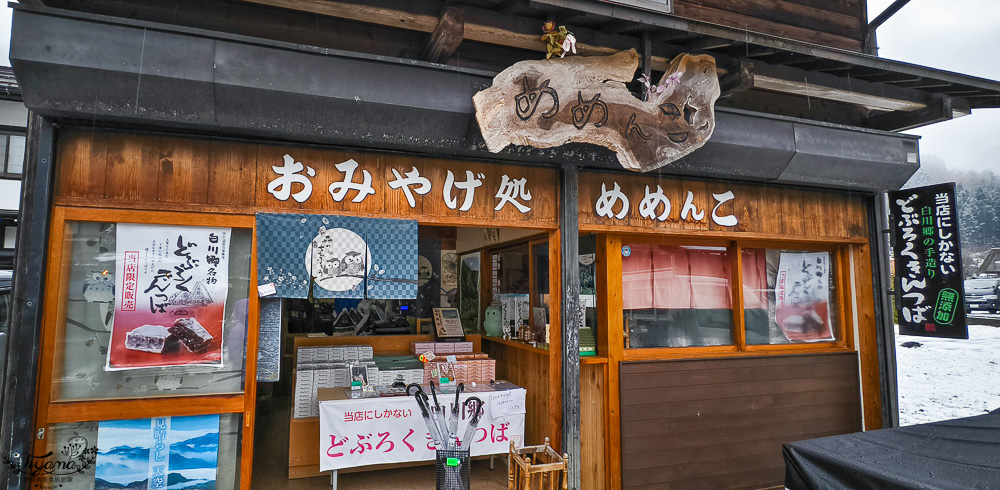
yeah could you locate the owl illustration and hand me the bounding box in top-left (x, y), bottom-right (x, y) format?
top-left (322, 257), bottom-right (341, 277)
top-left (339, 251), bottom-right (366, 277)
top-left (83, 271), bottom-right (115, 303)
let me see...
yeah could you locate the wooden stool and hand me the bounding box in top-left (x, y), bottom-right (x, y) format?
top-left (507, 437), bottom-right (568, 490)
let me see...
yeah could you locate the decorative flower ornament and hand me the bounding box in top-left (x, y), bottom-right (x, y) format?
top-left (541, 22), bottom-right (576, 59)
top-left (561, 33), bottom-right (577, 58)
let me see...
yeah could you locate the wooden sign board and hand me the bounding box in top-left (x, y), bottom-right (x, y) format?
top-left (578, 171), bottom-right (870, 241)
top-left (54, 130), bottom-right (558, 229)
top-left (473, 50), bottom-right (720, 172)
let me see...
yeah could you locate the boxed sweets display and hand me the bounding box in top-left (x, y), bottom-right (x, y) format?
top-left (293, 346), bottom-right (378, 418)
top-left (409, 341), bottom-right (473, 354)
top-left (423, 356), bottom-right (496, 384)
top-left (124, 318), bottom-right (213, 354)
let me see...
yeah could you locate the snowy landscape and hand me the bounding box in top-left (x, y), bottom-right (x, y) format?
top-left (895, 319), bottom-right (1000, 426)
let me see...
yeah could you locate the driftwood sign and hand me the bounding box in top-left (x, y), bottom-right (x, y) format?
top-left (473, 50), bottom-right (720, 172)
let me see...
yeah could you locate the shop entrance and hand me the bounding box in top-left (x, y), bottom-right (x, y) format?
top-left (250, 225), bottom-right (555, 489)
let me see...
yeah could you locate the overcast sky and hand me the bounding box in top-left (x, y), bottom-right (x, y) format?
top-left (0, 2), bottom-right (996, 174)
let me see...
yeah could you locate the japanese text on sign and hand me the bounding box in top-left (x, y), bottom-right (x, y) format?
top-left (318, 389), bottom-right (526, 471)
top-left (890, 183), bottom-right (968, 339)
top-left (594, 181), bottom-right (738, 227)
top-left (267, 154), bottom-right (534, 214)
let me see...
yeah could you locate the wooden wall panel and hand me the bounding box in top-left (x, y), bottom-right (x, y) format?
top-left (620, 352), bottom-right (861, 489)
top-left (673, 0), bottom-right (865, 52)
top-left (852, 242), bottom-right (883, 430)
top-left (55, 129), bottom-right (559, 229)
top-left (580, 363), bottom-right (606, 490)
top-left (104, 133), bottom-right (160, 202)
top-left (482, 340), bottom-right (551, 447)
top-left (580, 170), bottom-right (869, 242)
top-left (56, 130), bottom-right (108, 198)
top-left (207, 141), bottom-right (258, 207)
top-left (158, 137), bottom-right (210, 203)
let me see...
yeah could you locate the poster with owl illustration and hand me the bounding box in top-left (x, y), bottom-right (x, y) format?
top-left (308, 216), bottom-right (370, 299)
top-left (107, 224), bottom-right (231, 371)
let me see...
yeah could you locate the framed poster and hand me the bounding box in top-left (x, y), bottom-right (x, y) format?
top-left (889, 183), bottom-right (968, 339)
top-left (433, 307), bottom-right (465, 339)
top-left (95, 414), bottom-right (220, 490)
top-left (774, 252), bottom-right (834, 342)
top-left (107, 224), bottom-right (231, 371)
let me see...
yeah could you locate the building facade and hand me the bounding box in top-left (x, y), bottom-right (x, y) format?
top-left (3, 1), bottom-right (1000, 489)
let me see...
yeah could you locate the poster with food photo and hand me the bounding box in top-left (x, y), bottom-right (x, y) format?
top-left (106, 224), bottom-right (231, 371)
top-left (775, 251), bottom-right (834, 342)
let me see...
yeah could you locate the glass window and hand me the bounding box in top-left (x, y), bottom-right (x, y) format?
top-left (39, 414), bottom-right (241, 490)
top-left (55, 221), bottom-right (252, 400)
top-left (3, 225), bottom-right (15, 248)
top-left (0, 136), bottom-right (7, 174)
top-left (458, 251), bottom-right (481, 333)
top-left (742, 248), bottom-right (838, 345)
top-left (531, 241), bottom-right (549, 343)
top-left (579, 234), bottom-right (598, 354)
top-left (7, 134), bottom-right (24, 175)
top-left (492, 245), bottom-right (530, 339)
top-left (623, 243), bottom-right (732, 348)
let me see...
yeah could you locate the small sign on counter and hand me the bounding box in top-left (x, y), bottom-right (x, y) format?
top-left (490, 389), bottom-right (527, 417)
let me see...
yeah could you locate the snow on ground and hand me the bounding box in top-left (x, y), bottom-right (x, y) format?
top-left (896, 322), bottom-right (1000, 426)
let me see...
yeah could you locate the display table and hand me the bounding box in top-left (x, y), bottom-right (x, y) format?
top-left (318, 387), bottom-right (526, 472)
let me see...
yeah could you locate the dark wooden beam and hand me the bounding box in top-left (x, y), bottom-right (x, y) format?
top-left (498, 0), bottom-right (528, 16)
top-left (749, 61), bottom-right (929, 112)
top-left (681, 35), bottom-right (735, 50)
top-left (597, 18), bottom-right (644, 34)
top-left (560, 163), bottom-right (581, 490)
top-left (0, 114), bottom-right (56, 490)
top-left (719, 61), bottom-right (753, 98)
top-left (422, 6), bottom-right (464, 63)
top-left (864, 96), bottom-right (952, 131)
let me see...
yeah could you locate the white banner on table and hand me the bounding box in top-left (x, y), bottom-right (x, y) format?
top-left (319, 389), bottom-right (526, 472)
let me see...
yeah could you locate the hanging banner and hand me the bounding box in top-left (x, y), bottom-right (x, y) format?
top-left (108, 224), bottom-right (231, 370)
top-left (256, 213), bottom-right (419, 300)
top-left (95, 415), bottom-right (220, 490)
top-left (775, 252), bottom-right (834, 342)
top-left (889, 183), bottom-right (968, 339)
top-left (318, 389), bottom-right (525, 471)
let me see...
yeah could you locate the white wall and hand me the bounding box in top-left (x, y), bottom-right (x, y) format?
top-left (0, 99), bottom-right (27, 128)
top-left (0, 178), bottom-right (21, 211)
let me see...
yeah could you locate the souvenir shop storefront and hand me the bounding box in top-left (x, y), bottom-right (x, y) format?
top-left (19, 125), bottom-right (883, 490)
top-left (4, 4), bottom-right (958, 490)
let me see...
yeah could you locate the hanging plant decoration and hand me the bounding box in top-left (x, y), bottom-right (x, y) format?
top-left (541, 21), bottom-right (577, 59)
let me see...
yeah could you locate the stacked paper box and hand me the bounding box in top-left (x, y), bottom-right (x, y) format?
top-left (423, 359), bottom-right (496, 384)
top-left (377, 369), bottom-right (424, 386)
top-left (409, 341), bottom-right (474, 354)
top-left (293, 346), bottom-right (378, 418)
top-left (293, 370), bottom-right (317, 418)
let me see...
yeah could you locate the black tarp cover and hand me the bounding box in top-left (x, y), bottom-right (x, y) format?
top-left (784, 409), bottom-right (1000, 489)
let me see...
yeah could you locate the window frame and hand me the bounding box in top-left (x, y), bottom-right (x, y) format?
top-left (607, 233), bottom-right (855, 361)
top-left (34, 206), bottom-right (259, 489)
top-left (0, 128), bottom-right (27, 178)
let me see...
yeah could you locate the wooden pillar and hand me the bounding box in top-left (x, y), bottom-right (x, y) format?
top-left (871, 193), bottom-right (899, 428)
top-left (560, 164), bottom-right (581, 489)
top-left (1, 114), bottom-right (56, 490)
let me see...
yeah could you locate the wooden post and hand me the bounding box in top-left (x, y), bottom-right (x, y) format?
top-left (0, 115), bottom-right (55, 490)
top-left (422, 6), bottom-right (464, 63)
top-left (560, 164), bottom-right (581, 489)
